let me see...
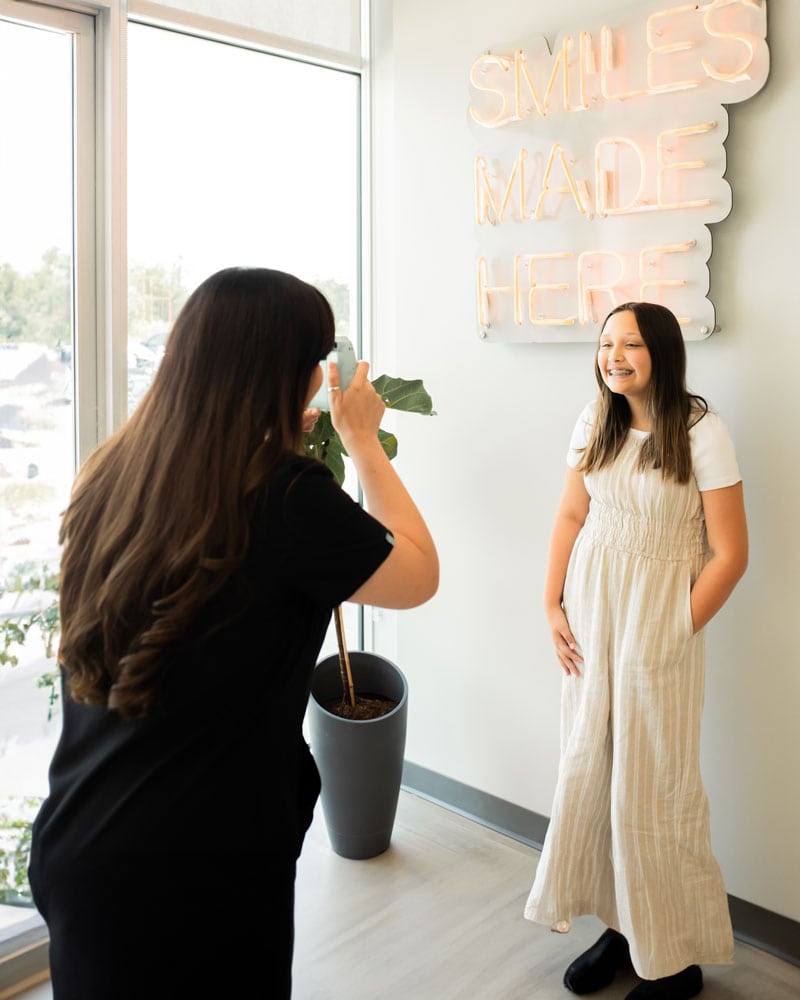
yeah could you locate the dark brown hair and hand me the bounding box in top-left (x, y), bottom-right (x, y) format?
top-left (58, 267), bottom-right (335, 718)
top-left (579, 301), bottom-right (707, 483)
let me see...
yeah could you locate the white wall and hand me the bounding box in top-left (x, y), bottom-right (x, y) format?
top-left (370, 0), bottom-right (800, 924)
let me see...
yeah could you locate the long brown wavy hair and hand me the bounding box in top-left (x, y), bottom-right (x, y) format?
top-left (579, 301), bottom-right (707, 483)
top-left (58, 267), bottom-right (335, 718)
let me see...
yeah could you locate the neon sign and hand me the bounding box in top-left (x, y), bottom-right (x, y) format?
top-left (469, 0), bottom-right (769, 341)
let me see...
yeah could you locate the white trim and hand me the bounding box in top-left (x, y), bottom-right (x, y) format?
top-left (95, 1), bottom-right (128, 440)
top-left (128, 0), bottom-right (363, 72)
top-left (355, 0), bottom-right (371, 651)
top-left (0, 0), bottom-right (89, 29)
top-left (2, 0), bottom-right (113, 17)
top-left (73, 8), bottom-right (101, 463)
top-left (360, 0), bottom-right (371, 364)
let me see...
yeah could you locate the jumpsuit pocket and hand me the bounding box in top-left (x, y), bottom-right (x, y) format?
top-left (681, 569), bottom-right (695, 640)
top-left (658, 565), bottom-right (696, 670)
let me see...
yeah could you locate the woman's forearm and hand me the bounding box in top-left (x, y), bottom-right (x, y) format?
top-left (350, 438), bottom-right (435, 555)
top-left (345, 435), bottom-right (439, 607)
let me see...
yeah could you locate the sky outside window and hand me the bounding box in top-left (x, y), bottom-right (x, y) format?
top-left (127, 23), bottom-right (360, 297)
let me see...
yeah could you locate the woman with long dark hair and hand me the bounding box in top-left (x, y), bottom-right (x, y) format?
top-left (29, 266), bottom-right (438, 998)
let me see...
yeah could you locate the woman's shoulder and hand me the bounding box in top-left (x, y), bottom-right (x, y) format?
top-left (274, 452), bottom-right (333, 483)
top-left (253, 453), bottom-right (334, 510)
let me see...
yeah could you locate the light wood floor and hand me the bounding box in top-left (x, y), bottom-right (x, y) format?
top-left (10, 790), bottom-right (800, 999)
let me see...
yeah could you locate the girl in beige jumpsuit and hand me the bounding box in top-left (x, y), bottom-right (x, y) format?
top-left (525, 303), bottom-right (748, 1000)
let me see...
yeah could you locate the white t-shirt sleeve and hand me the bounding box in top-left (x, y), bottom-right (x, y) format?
top-left (565, 403), bottom-right (741, 488)
top-left (690, 411), bottom-right (741, 491)
top-left (566, 402), bottom-right (596, 468)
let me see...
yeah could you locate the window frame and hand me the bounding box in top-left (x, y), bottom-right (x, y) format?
top-left (0, 2), bottom-right (98, 985)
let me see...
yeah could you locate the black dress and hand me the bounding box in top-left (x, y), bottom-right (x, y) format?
top-left (28, 455), bottom-right (394, 999)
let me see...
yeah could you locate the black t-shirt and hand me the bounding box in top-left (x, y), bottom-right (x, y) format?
top-left (29, 455), bottom-right (394, 890)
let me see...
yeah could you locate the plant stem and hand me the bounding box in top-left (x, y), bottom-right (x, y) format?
top-left (333, 604), bottom-right (356, 709)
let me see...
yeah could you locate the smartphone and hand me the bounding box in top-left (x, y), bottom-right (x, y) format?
top-left (308, 336), bottom-right (357, 411)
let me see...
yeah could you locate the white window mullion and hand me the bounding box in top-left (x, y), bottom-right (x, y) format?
top-left (73, 12), bottom-right (100, 463)
top-left (129, 0), bottom-right (361, 68)
top-left (94, 1), bottom-right (128, 445)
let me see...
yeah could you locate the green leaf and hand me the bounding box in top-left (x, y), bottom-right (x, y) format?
top-left (371, 375), bottom-right (433, 415)
top-left (2, 622), bottom-right (26, 645)
top-left (303, 409), bottom-right (335, 460)
top-left (303, 411), bottom-right (347, 486)
top-left (378, 428), bottom-right (398, 461)
top-left (321, 437), bottom-right (346, 486)
top-left (303, 374), bottom-right (434, 483)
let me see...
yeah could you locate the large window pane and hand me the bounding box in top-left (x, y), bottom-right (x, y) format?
top-left (0, 14), bottom-right (73, 934)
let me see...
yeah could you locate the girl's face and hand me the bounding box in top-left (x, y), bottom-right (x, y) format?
top-left (597, 310), bottom-right (652, 400)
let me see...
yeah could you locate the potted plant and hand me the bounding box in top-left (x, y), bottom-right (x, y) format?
top-left (303, 372), bottom-right (435, 860)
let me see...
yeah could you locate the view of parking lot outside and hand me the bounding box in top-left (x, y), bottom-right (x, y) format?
top-left (1, 14), bottom-right (360, 929)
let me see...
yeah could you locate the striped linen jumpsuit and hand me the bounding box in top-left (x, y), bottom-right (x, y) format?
top-left (525, 406), bottom-right (738, 980)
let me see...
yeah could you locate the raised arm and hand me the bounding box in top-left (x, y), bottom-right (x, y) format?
top-left (690, 481), bottom-right (749, 632)
top-left (545, 465), bottom-right (591, 677)
top-left (328, 360), bottom-right (439, 610)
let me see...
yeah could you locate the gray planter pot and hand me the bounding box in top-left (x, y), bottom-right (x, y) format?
top-left (308, 652), bottom-right (408, 860)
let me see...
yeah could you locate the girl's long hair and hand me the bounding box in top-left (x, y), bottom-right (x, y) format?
top-left (579, 301), bottom-right (707, 483)
top-left (58, 267), bottom-right (335, 718)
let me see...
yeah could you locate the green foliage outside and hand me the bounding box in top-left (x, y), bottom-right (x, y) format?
top-left (1, 252), bottom-right (354, 353)
top-left (0, 564), bottom-right (59, 908)
top-left (0, 563), bottom-right (60, 671)
top-left (128, 261), bottom-right (189, 344)
top-left (0, 249), bottom-right (71, 348)
top-left (0, 797), bottom-right (40, 905)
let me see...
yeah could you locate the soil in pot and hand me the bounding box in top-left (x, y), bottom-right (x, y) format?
top-left (321, 694), bottom-right (397, 720)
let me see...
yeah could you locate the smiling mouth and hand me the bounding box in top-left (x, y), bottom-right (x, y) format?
top-left (608, 369), bottom-right (633, 376)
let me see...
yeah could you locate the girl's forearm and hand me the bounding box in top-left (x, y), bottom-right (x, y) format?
top-left (689, 553), bottom-right (748, 632)
top-left (544, 517), bottom-right (583, 611)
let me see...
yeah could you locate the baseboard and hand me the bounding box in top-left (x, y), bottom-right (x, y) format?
top-left (0, 914), bottom-right (49, 999)
top-left (727, 895), bottom-right (800, 969)
top-left (402, 761), bottom-right (800, 969)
